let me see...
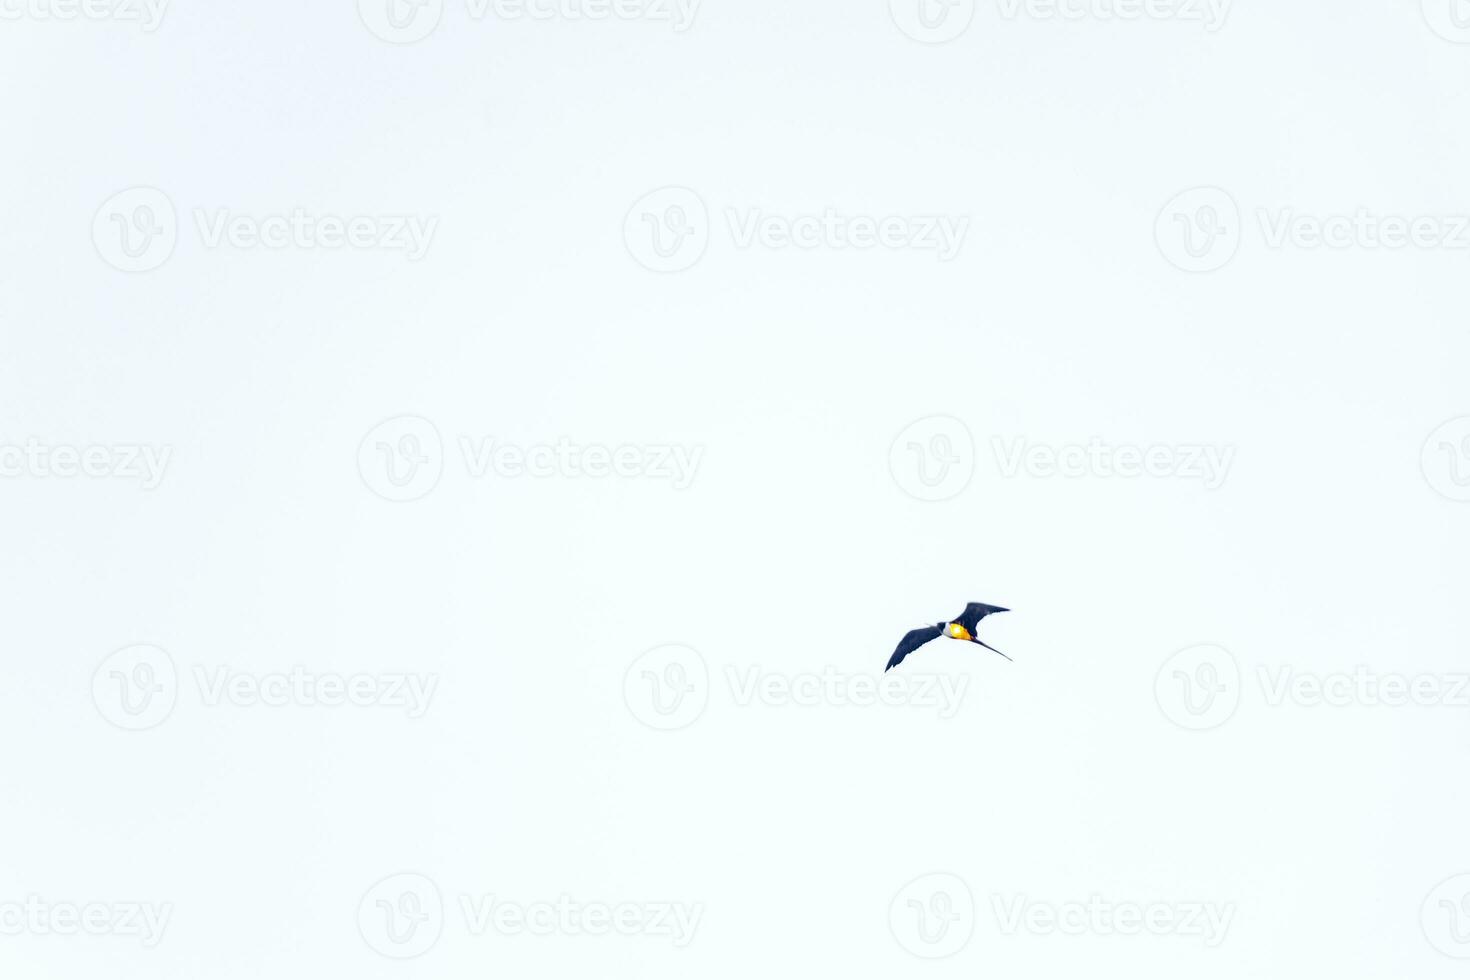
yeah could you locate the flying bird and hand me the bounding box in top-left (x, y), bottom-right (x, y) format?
top-left (885, 603), bottom-right (1012, 672)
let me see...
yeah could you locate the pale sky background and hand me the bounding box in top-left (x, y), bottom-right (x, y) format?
top-left (2, 1), bottom-right (1469, 978)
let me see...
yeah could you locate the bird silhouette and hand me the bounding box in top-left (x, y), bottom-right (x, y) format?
top-left (885, 603), bottom-right (1012, 672)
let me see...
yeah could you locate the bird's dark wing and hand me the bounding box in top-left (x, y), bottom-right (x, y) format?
top-left (955, 602), bottom-right (1010, 633)
top-left (885, 625), bottom-right (944, 672)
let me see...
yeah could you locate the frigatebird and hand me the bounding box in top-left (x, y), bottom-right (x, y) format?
top-left (885, 603), bottom-right (1012, 672)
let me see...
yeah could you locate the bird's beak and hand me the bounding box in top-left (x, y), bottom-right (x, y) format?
top-left (972, 638), bottom-right (1013, 661)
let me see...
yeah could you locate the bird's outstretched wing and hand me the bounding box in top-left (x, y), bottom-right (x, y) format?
top-left (885, 625), bottom-right (944, 672)
top-left (955, 602), bottom-right (1009, 633)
